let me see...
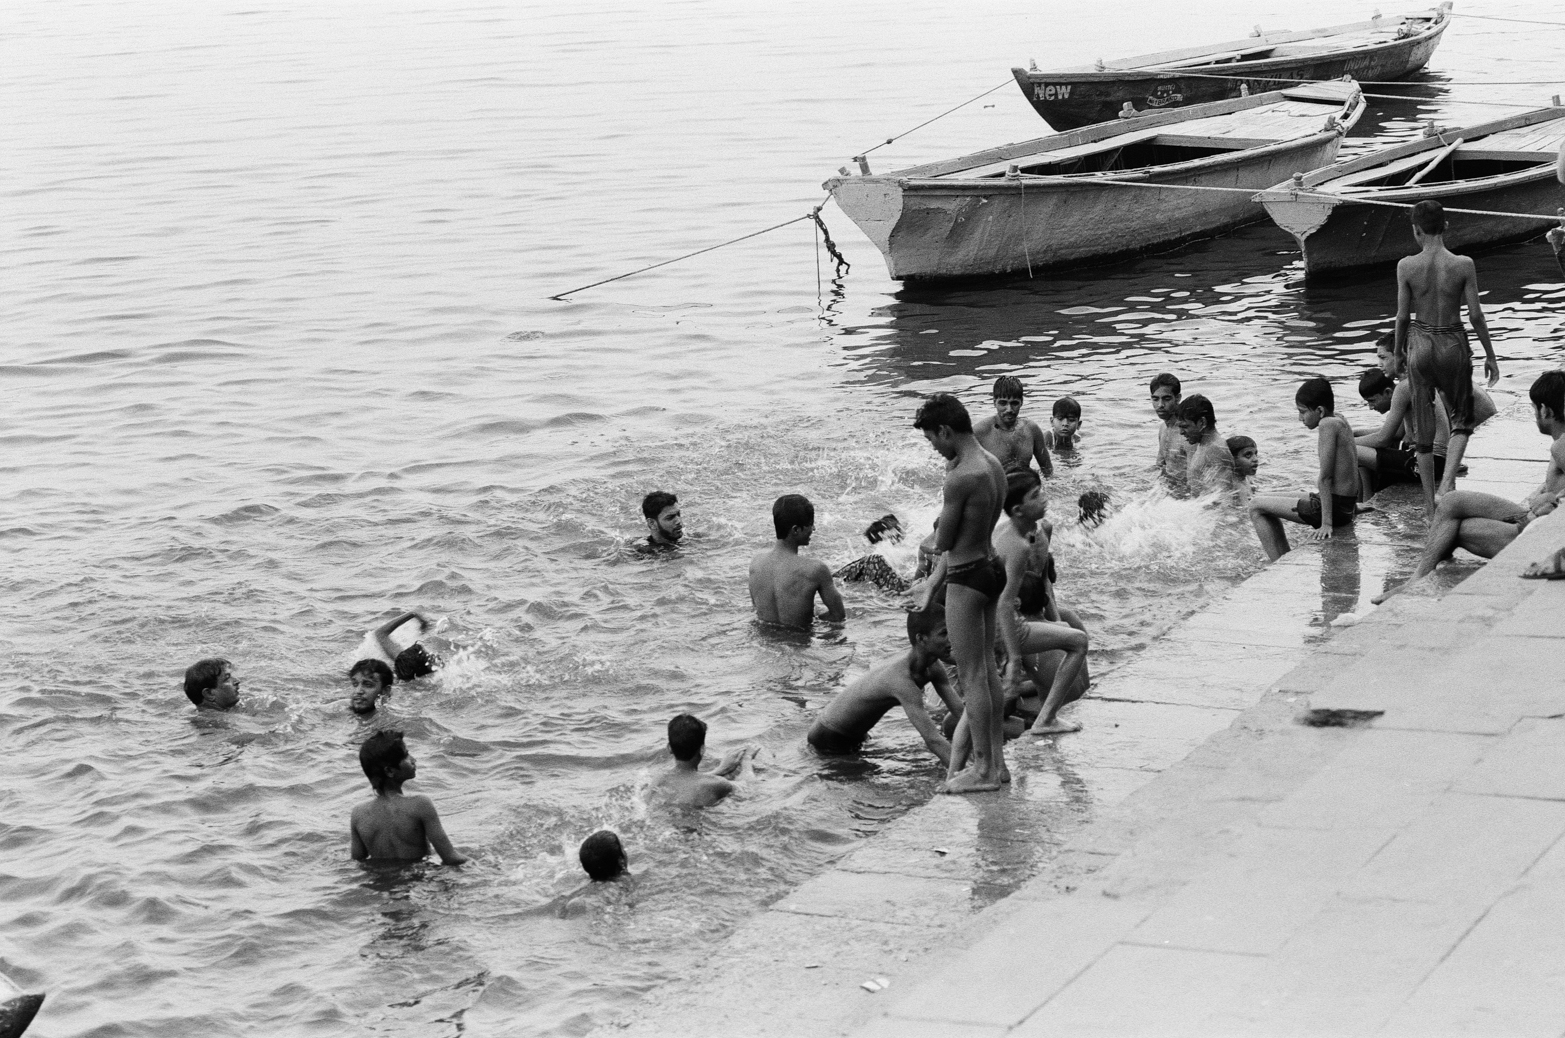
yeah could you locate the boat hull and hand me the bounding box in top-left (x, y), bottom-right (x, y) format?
top-left (1265, 174), bottom-right (1565, 276)
top-left (832, 137), bottom-right (1345, 281)
top-left (1016, 21), bottom-right (1444, 130)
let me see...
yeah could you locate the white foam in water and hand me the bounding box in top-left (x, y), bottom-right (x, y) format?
top-left (1054, 484), bottom-right (1223, 562)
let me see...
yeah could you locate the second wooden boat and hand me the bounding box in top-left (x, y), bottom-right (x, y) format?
top-left (824, 81), bottom-right (1365, 282)
top-left (1256, 104), bottom-right (1565, 276)
top-left (1013, 5), bottom-right (1449, 131)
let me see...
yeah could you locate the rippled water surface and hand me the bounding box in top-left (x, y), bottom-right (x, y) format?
top-left (4, 1), bottom-right (1565, 1034)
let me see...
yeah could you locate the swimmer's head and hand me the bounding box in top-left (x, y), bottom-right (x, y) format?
top-left (863, 514), bottom-right (903, 545)
top-left (184, 657), bottom-right (239, 710)
top-left (906, 603), bottom-right (951, 661)
top-left (359, 729), bottom-right (411, 792)
top-left (1530, 369), bottom-right (1565, 432)
top-left (915, 393), bottom-right (972, 457)
top-left (642, 490), bottom-right (682, 545)
top-left (992, 375), bottom-right (1024, 400)
top-left (1410, 199), bottom-right (1447, 236)
top-left (1226, 435), bottom-right (1259, 478)
top-left (1051, 396), bottom-right (1082, 441)
top-left (1358, 368), bottom-right (1395, 413)
top-left (579, 830), bottom-right (628, 881)
top-left (1174, 394), bottom-right (1216, 444)
top-left (348, 659), bottom-right (393, 715)
top-left (772, 494), bottom-right (814, 544)
top-left (1150, 373), bottom-right (1182, 419)
top-left (1003, 469), bottom-right (1046, 522)
top-left (1078, 489), bottom-right (1111, 527)
top-left (1296, 377), bottom-right (1334, 427)
top-left (394, 644), bottom-right (436, 683)
top-left (667, 713), bottom-right (707, 762)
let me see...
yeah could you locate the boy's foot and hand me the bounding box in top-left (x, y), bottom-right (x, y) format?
top-left (1029, 719), bottom-right (1083, 736)
top-left (1354, 502), bottom-right (1376, 515)
top-left (939, 768), bottom-right (1002, 795)
top-left (1000, 762), bottom-right (1012, 784)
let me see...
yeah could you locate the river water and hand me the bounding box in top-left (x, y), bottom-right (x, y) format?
top-left (3, 1), bottom-right (1563, 1035)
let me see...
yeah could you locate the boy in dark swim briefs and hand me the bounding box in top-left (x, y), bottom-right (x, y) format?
top-left (1249, 377), bottom-right (1360, 561)
top-left (1394, 200), bottom-right (1500, 513)
top-left (807, 604), bottom-right (960, 764)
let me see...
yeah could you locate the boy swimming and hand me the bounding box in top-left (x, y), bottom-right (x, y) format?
top-left (650, 714), bottom-right (748, 809)
top-left (184, 658), bottom-right (241, 711)
top-left (1248, 377), bottom-right (1360, 560)
top-left (807, 603), bottom-right (961, 765)
top-left (1041, 396), bottom-right (1082, 453)
top-left (349, 729), bottom-right (468, 865)
top-left (579, 830), bottom-right (628, 881)
top-left (640, 490), bottom-right (683, 551)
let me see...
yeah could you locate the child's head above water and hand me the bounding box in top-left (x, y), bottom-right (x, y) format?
top-left (359, 729), bottom-right (411, 793)
top-left (1077, 489), bottom-right (1111, 527)
top-left (1174, 394), bottom-right (1217, 443)
top-left (579, 830), bottom-right (628, 881)
top-left (184, 657), bottom-right (239, 710)
top-left (349, 659), bottom-right (393, 715)
top-left (394, 644), bottom-right (436, 683)
top-left (1226, 435), bottom-right (1259, 478)
top-left (667, 713), bottom-right (707, 762)
top-left (1050, 396), bottom-right (1082, 441)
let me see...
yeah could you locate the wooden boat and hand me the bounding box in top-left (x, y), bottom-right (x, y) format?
top-left (1013, 4), bottom-right (1449, 131)
top-left (1256, 105), bottom-right (1565, 276)
top-left (824, 80), bottom-right (1365, 282)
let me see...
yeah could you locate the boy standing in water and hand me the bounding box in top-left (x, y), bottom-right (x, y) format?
top-left (1174, 394), bottom-right (1238, 494)
top-left (974, 375), bottom-right (1054, 478)
top-left (184, 658), bottom-right (241, 711)
top-left (748, 494), bottom-right (846, 628)
top-left (1249, 377), bottom-right (1360, 560)
top-left (1395, 199), bottom-right (1500, 514)
top-left (808, 604), bottom-right (961, 765)
top-left (350, 729), bottom-right (468, 865)
top-left (1150, 373), bottom-right (1187, 484)
top-left (1041, 396), bottom-right (1082, 453)
top-left (914, 393), bottom-right (1008, 794)
top-left (651, 714), bottom-right (748, 809)
top-left (994, 471), bottom-right (1090, 735)
top-left (1227, 435), bottom-right (1258, 506)
top-left (640, 490), bottom-right (683, 550)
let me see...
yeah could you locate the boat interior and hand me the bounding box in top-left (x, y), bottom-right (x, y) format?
top-left (1330, 120), bottom-right (1565, 192)
top-left (975, 135), bottom-right (1264, 177)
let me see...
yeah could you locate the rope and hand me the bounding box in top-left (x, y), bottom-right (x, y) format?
top-left (1165, 70), bottom-right (1565, 87)
top-left (858, 78), bottom-right (1013, 159)
top-left (1451, 11), bottom-right (1565, 27)
top-left (810, 207), bottom-right (851, 278)
top-left (1360, 91), bottom-right (1558, 107)
top-left (1020, 175), bottom-right (1034, 277)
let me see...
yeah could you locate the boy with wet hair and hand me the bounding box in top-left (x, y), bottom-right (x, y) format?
top-left (651, 714), bottom-right (748, 809)
top-left (350, 729), bottom-right (468, 865)
top-left (1150, 372), bottom-right (1187, 483)
top-left (1395, 198), bottom-right (1500, 513)
top-left (184, 658), bottom-right (241, 711)
top-left (1042, 396), bottom-right (1082, 453)
top-left (974, 374), bottom-right (1054, 478)
top-left (994, 470), bottom-right (1090, 735)
top-left (348, 659), bottom-right (394, 715)
top-left (1227, 435), bottom-right (1258, 505)
top-left (641, 490), bottom-right (683, 549)
top-left (579, 830), bottom-right (628, 881)
top-left (807, 603), bottom-right (962, 764)
top-left (748, 494), bottom-right (846, 628)
top-left (1248, 377), bottom-right (1360, 560)
top-left (1174, 394), bottom-right (1237, 494)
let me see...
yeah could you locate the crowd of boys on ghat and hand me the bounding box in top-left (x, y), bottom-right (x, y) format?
top-left (177, 200), bottom-right (1565, 878)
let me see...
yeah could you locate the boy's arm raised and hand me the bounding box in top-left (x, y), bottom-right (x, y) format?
top-left (417, 797), bottom-right (469, 866)
top-left (373, 610), bottom-right (430, 661)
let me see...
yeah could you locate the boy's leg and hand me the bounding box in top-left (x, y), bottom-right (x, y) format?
top-left (1437, 431), bottom-right (1471, 500)
top-left (942, 584), bottom-right (1001, 793)
top-left (982, 598), bottom-right (1007, 780)
top-left (1019, 622), bottom-right (1089, 734)
top-left (1376, 491), bottom-right (1525, 602)
top-left (1355, 444), bottom-right (1379, 504)
top-left (1249, 494), bottom-right (1309, 561)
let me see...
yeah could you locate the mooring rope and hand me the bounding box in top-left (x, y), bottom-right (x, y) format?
top-left (810, 207), bottom-right (850, 278)
top-left (857, 78), bottom-right (1014, 159)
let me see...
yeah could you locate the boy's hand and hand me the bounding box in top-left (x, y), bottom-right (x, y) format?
top-left (1483, 354), bottom-right (1500, 387)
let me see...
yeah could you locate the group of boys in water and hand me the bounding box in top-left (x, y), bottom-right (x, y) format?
top-left (176, 198), bottom-right (1565, 869)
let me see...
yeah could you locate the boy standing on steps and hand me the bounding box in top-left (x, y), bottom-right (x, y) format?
top-left (1248, 377), bottom-right (1360, 561)
top-left (350, 730), bottom-right (468, 865)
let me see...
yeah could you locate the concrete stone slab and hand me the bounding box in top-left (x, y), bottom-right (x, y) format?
top-left (856, 1017), bottom-right (1008, 1038)
top-left (1256, 728), bottom-right (1492, 831)
top-left (776, 868), bottom-right (973, 930)
top-left (1091, 670), bottom-right (1265, 711)
top-left (1009, 943), bottom-right (1268, 1038)
top-left (1125, 823), bottom-right (1395, 956)
top-left (1454, 718), bottom-right (1565, 800)
top-left (1489, 584), bottom-right (1565, 639)
top-left (1378, 879), bottom-right (1565, 1038)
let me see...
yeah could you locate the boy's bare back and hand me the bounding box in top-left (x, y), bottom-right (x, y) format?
top-left (350, 793), bottom-right (460, 863)
top-left (748, 546), bottom-right (839, 627)
top-left (651, 768), bottom-right (734, 809)
top-left (1397, 248), bottom-right (1475, 328)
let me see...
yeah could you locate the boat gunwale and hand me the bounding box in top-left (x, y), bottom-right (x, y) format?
top-left (1027, 6), bottom-right (1448, 79)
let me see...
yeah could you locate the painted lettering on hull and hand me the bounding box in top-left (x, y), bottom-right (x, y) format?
top-left (1145, 84), bottom-right (1184, 107)
top-left (1033, 83), bottom-right (1073, 101)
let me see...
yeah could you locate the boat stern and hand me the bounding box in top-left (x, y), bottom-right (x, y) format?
top-left (824, 175), bottom-right (906, 276)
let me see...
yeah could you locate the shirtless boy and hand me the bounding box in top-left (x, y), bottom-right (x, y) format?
top-left (650, 714), bottom-right (747, 809)
top-left (348, 659), bottom-right (394, 715)
top-left (1041, 396), bottom-right (1082, 453)
top-left (974, 375), bottom-right (1054, 478)
top-left (1249, 377), bottom-right (1360, 560)
top-left (807, 604), bottom-right (961, 765)
top-left (994, 470), bottom-right (1089, 735)
top-left (1378, 370), bottom-right (1565, 600)
top-left (1150, 373), bottom-right (1187, 484)
top-left (748, 494), bottom-right (846, 628)
top-left (1174, 394), bottom-right (1238, 495)
top-left (350, 729), bottom-right (468, 865)
top-left (1395, 199), bottom-right (1500, 513)
top-left (1227, 435), bottom-right (1258, 506)
top-left (914, 392), bottom-right (1008, 794)
top-left (184, 658), bottom-right (241, 711)
top-left (641, 490), bottom-right (683, 550)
